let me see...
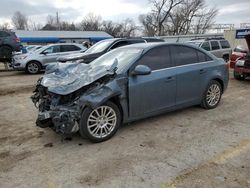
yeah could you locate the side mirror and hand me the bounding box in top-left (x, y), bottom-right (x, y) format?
top-left (131, 65), bottom-right (151, 76)
top-left (41, 51), bottom-right (48, 55)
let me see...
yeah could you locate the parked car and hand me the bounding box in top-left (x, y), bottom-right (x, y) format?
top-left (12, 43), bottom-right (86, 74)
top-left (187, 37), bottom-right (232, 62)
top-left (0, 30), bottom-right (21, 62)
top-left (31, 43), bottom-right (229, 142)
top-left (57, 38), bottom-right (164, 63)
top-left (233, 51), bottom-right (250, 80)
top-left (230, 34), bottom-right (250, 80)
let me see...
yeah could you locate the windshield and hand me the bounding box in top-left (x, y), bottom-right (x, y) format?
top-left (90, 48), bottom-right (143, 73)
top-left (85, 39), bottom-right (115, 54)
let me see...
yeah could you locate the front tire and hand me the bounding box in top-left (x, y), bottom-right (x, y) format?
top-left (201, 80), bottom-right (222, 109)
top-left (79, 101), bottom-right (121, 143)
top-left (26, 61), bottom-right (41, 74)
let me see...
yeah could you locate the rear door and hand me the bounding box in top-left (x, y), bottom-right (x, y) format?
top-left (59, 44), bottom-right (82, 56)
top-left (210, 41), bottom-right (221, 58)
top-left (128, 46), bottom-right (176, 118)
top-left (170, 45), bottom-right (210, 106)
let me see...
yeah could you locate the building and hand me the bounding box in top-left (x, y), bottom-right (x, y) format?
top-left (15, 30), bottom-right (113, 45)
top-left (224, 29), bottom-right (250, 48)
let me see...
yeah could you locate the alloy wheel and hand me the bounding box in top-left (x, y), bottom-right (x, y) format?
top-left (27, 63), bottom-right (39, 74)
top-left (206, 84), bottom-right (221, 106)
top-left (87, 106), bottom-right (117, 138)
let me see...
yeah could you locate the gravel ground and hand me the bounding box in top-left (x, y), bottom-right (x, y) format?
top-left (0, 70), bottom-right (249, 188)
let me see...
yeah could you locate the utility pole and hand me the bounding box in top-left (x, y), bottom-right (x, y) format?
top-left (56, 12), bottom-right (60, 30)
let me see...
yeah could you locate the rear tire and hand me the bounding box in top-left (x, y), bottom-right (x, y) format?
top-left (234, 71), bottom-right (245, 80)
top-left (26, 61), bottom-right (41, 74)
top-left (79, 101), bottom-right (121, 143)
top-left (201, 80), bottom-right (222, 109)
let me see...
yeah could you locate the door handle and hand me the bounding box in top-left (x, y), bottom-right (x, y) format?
top-left (165, 76), bottom-right (175, 83)
top-left (200, 69), bottom-right (207, 74)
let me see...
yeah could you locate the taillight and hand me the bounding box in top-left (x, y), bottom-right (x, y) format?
top-left (14, 37), bottom-right (20, 43)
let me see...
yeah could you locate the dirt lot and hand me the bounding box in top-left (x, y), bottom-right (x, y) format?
top-left (0, 68), bottom-right (250, 188)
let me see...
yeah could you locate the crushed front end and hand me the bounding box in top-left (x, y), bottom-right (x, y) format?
top-left (31, 78), bottom-right (81, 136)
top-left (31, 62), bottom-right (118, 137)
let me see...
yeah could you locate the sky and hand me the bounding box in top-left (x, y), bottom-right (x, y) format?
top-left (0, 0), bottom-right (249, 28)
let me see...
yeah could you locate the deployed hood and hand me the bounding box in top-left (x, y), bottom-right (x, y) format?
top-left (245, 34), bottom-right (250, 50)
top-left (41, 61), bottom-right (117, 95)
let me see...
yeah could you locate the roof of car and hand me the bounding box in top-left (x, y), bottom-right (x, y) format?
top-left (118, 42), bottom-right (197, 50)
top-left (190, 37), bottom-right (226, 42)
top-left (118, 42), bottom-right (213, 56)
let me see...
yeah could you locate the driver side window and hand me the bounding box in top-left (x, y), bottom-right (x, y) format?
top-left (136, 46), bottom-right (171, 71)
top-left (43, 45), bottom-right (60, 54)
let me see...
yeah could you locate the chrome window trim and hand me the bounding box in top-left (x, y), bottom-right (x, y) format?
top-left (151, 60), bottom-right (214, 73)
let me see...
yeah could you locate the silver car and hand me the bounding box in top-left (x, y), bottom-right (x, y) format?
top-left (187, 38), bottom-right (232, 62)
top-left (12, 43), bottom-right (86, 74)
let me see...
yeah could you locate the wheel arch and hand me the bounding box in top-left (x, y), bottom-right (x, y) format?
top-left (212, 77), bottom-right (224, 93)
top-left (108, 95), bottom-right (124, 123)
top-left (26, 60), bottom-right (42, 68)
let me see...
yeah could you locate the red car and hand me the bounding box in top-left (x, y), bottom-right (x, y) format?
top-left (230, 34), bottom-right (250, 80)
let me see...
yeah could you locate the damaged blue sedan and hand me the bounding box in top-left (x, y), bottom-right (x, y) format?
top-left (31, 43), bottom-right (229, 142)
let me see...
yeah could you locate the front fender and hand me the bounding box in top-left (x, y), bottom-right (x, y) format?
top-left (78, 78), bottom-right (126, 109)
top-left (79, 85), bottom-right (121, 109)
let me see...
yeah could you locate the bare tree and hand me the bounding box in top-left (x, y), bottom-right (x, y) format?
top-left (80, 13), bottom-right (102, 31)
top-left (28, 20), bottom-right (43, 31)
top-left (0, 23), bottom-right (10, 31)
top-left (11, 11), bottom-right (28, 30)
top-left (150, 0), bottom-right (183, 35)
top-left (140, 0), bottom-right (217, 36)
top-left (169, 0), bottom-right (217, 34)
top-left (47, 15), bottom-right (56, 25)
top-left (139, 14), bottom-right (157, 36)
top-left (118, 19), bottom-right (138, 37)
top-left (192, 7), bottom-right (218, 34)
top-left (102, 20), bottom-right (123, 37)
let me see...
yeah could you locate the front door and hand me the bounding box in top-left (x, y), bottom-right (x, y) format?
top-left (40, 45), bottom-right (61, 65)
top-left (128, 46), bottom-right (176, 118)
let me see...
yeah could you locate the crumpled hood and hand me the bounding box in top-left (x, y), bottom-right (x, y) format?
top-left (41, 62), bottom-right (117, 95)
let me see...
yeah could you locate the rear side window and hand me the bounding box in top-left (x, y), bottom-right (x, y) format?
top-left (61, 45), bottom-right (81, 52)
top-left (220, 40), bottom-right (230, 49)
top-left (197, 51), bottom-right (212, 62)
top-left (43, 45), bottom-right (60, 54)
top-left (201, 42), bottom-right (210, 51)
top-left (171, 46), bottom-right (199, 66)
top-left (137, 46), bottom-right (171, 70)
top-left (210, 41), bottom-right (220, 50)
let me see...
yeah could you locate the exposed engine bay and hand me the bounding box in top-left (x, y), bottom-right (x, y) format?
top-left (31, 62), bottom-right (120, 137)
